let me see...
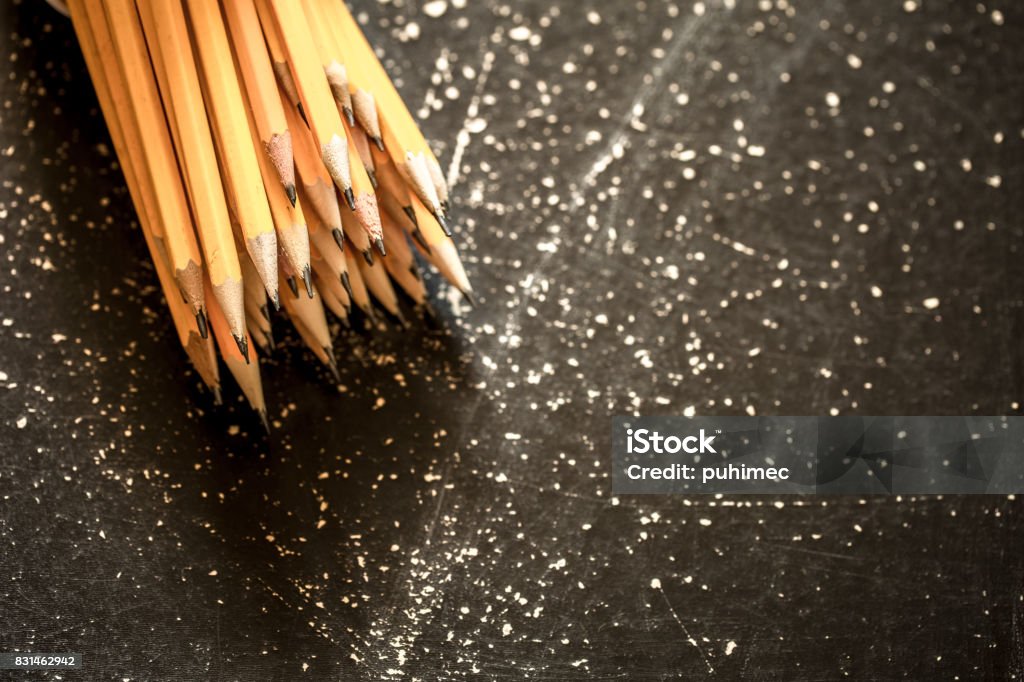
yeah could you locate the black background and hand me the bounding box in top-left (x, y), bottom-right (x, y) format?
top-left (1, 0), bottom-right (1023, 679)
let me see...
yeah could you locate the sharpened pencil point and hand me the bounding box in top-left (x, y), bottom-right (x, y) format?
top-left (341, 271), bottom-right (354, 301)
top-left (286, 276), bottom-right (299, 298)
top-left (260, 304), bottom-right (270, 322)
top-left (402, 205), bottom-right (418, 227)
top-left (374, 237), bottom-right (387, 257)
top-left (461, 290), bottom-right (476, 307)
top-left (259, 409), bottom-right (270, 433)
top-left (235, 334), bottom-right (250, 364)
top-left (433, 210), bottom-right (452, 237)
top-left (343, 188), bottom-right (356, 211)
top-left (363, 248), bottom-right (374, 266)
top-left (285, 183), bottom-right (297, 206)
top-left (325, 347), bottom-right (341, 382)
top-left (302, 265), bottom-right (314, 298)
top-left (367, 169), bottom-right (379, 190)
top-left (372, 135), bottom-right (385, 152)
top-left (441, 199), bottom-right (451, 214)
top-left (342, 106), bottom-right (355, 127)
top-left (271, 291), bottom-right (281, 312)
top-left (213, 385), bottom-right (223, 405)
top-left (331, 228), bottom-right (345, 251)
top-left (196, 310), bottom-right (209, 339)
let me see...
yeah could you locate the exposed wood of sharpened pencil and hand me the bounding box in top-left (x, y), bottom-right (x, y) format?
top-left (411, 197), bottom-right (473, 301)
top-left (69, 0), bottom-right (219, 395)
top-left (206, 277), bottom-right (268, 429)
top-left (185, 0), bottom-right (280, 307)
top-left (221, 0), bottom-right (296, 206)
top-left (141, 0), bottom-right (248, 356)
top-left (278, 273), bottom-right (338, 380)
top-left (316, 0), bottom-right (383, 151)
top-left (89, 0), bottom-right (207, 324)
top-left (258, 0), bottom-right (354, 208)
top-left (343, 124), bottom-right (385, 260)
top-left (304, 192), bottom-right (350, 289)
top-left (252, 0), bottom-right (301, 117)
top-left (238, 66), bottom-right (313, 299)
top-left (282, 97), bottom-right (346, 252)
top-left (299, 0), bottom-right (353, 127)
top-left (327, 0), bottom-right (451, 225)
top-left (357, 253), bottom-right (403, 322)
top-left (380, 210), bottom-right (427, 305)
top-left (313, 266), bottom-right (350, 326)
top-left (343, 244), bottom-right (375, 320)
top-left (238, 235), bottom-right (274, 351)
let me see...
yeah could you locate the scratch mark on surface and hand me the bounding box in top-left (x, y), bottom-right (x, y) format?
top-left (446, 40), bottom-right (496, 189)
top-left (652, 578), bottom-right (715, 674)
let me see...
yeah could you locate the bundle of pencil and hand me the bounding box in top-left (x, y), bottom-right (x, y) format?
top-left (66, 0), bottom-right (472, 428)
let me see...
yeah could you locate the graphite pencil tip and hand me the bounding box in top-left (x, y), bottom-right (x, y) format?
top-left (213, 385), bottom-right (223, 405)
top-left (342, 106), bottom-right (355, 127)
top-left (270, 290), bottom-right (281, 311)
top-left (441, 199), bottom-right (451, 214)
top-left (343, 188), bottom-right (356, 211)
top-left (234, 334), bottom-right (250, 364)
top-left (286, 276), bottom-right (300, 298)
top-left (402, 205), bottom-right (418, 227)
top-left (363, 249), bottom-right (374, 266)
top-left (461, 290), bottom-right (476, 307)
top-left (297, 102), bottom-right (308, 126)
top-left (260, 304), bottom-right (271, 323)
top-left (258, 408), bottom-right (270, 434)
top-left (196, 310), bottom-right (209, 339)
top-left (331, 228), bottom-right (345, 251)
top-left (371, 135), bottom-right (385, 152)
top-left (302, 265), bottom-right (314, 298)
top-left (433, 211), bottom-right (452, 237)
top-left (341, 271), bottom-right (354, 301)
top-left (374, 237), bottom-right (387, 258)
top-left (367, 169), bottom-right (379, 190)
top-left (285, 183), bottom-right (297, 207)
top-left (325, 347), bottom-right (341, 383)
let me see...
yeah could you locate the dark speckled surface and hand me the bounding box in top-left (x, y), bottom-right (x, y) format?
top-left (1, 0), bottom-right (1023, 679)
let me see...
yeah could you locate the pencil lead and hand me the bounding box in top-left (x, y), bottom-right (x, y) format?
top-left (367, 169), bottom-right (379, 190)
top-left (411, 227), bottom-right (431, 254)
top-left (461, 289), bottom-right (476, 307)
top-left (196, 310), bottom-right (209, 339)
top-left (343, 187), bottom-right (356, 211)
top-left (325, 347), bottom-right (341, 383)
top-left (302, 265), bottom-right (314, 298)
top-left (402, 205), bottom-right (418, 227)
top-left (441, 199), bottom-right (451, 214)
top-left (371, 135), bottom-right (385, 152)
top-left (258, 408), bottom-right (270, 434)
top-left (433, 210), bottom-right (452, 237)
top-left (331, 228), bottom-right (345, 251)
top-left (270, 290), bottom-right (281, 311)
top-left (363, 248), bottom-right (374, 266)
top-left (297, 102), bottom-right (308, 126)
top-left (341, 271), bottom-right (354, 301)
top-left (234, 334), bottom-right (250, 364)
top-left (286, 276), bottom-right (299, 298)
top-left (410, 263), bottom-right (422, 281)
top-left (374, 237), bottom-right (387, 257)
top-left (213, 385), bottom-right (223, 405)
top-left (285, 183), bottom-right (297, 207)
top-left (260, 304), bottom-right (271, 323)
top-left (342, 106), bottom-right (355, 128)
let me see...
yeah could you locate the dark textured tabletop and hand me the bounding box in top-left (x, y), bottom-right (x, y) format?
top-left (2, 0), bottom-right (1023, 679)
